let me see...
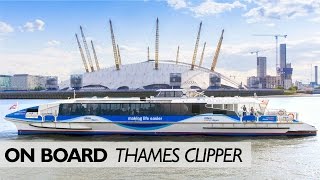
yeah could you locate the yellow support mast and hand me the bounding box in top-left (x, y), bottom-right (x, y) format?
top-left (155, 18), bottom-right (159, 70)
top-left (80, 26), bottom-right (94, 72)
top-left (75, 33), bottom-right (89, 73)
top-left (199, 42), bottom-right (206, 67)
top-left (191, 22), bottom-right (202, 70)
top-left (176, 46), bottom-right (180, 64)
top-left (117, 44), bottom-right (122, 65)
top-left (109, 19), bottom-right (120, 70)
top-left (211, 29), bottom-right (224, 71)
top-left (91, 40), bottom-right (100, 71)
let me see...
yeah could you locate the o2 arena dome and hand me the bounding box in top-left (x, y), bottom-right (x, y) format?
top-left (60, 60), bottom-right (242, 90)
top-left (60, 19), bottom-right (243, 90)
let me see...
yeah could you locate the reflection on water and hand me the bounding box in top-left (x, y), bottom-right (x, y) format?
top-left (0, 97), bottom-right (319, 179)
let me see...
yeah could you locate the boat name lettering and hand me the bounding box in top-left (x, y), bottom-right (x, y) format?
top-left (128, 116), bottom-right (163, 121)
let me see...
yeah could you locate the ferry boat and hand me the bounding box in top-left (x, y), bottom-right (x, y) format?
top-left (4, 89), bottom-right (317, 136)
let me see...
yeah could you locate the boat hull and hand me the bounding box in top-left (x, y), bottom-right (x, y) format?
top-left (7, 118), bottom-right (317, 136)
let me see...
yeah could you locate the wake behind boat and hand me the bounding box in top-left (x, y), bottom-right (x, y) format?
top-left (4, 89), bottom-right (317, 136)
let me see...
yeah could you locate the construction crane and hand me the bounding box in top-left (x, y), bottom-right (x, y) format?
top-left (176, 46), bottom-right (180, 64)
top-left (117, 44), bottom-right (122, 65)
top-left (199, 42), bottom-right (206, 67)
top-left (253, 34), bottom-right (287, 74)
top-left (155, 18), bottom-right (159, 70)
top-left (75, 33), bottom-right (89, 73)
top-left (109, 19), bottom-right (120, 70)
top-left (191, 22), bottom-right (202, 70)
top-left (250, 48), bottom-right (273, 58)
top-left (250, 50), bottom-right (260, 58)
top-left (80, 26), bottom-right (94, 72)
top-left (211, 29), bottom-right (224, 71)
top-left (90, 40), bottom-right (100, 71)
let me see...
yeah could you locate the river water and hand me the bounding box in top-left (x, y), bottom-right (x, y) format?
top-left (0, 96), bottom-right (319, 179)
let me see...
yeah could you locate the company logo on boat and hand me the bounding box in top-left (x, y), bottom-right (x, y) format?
top-left (204, 117), bottom-right (219, 121)
top-left (128, 116), bottom-right (163, 121)
top-left (25, 112), bottom-right (39, 119)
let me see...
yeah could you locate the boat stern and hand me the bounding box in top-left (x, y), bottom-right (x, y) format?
top-left (286, 122), bottom-right (317, 136)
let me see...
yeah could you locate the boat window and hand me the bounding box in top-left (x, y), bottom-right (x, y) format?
top-left (100, 104), bottom-right (110, 115)
top-left (70, 104), bottom-right (82, 115)
top-left (58, 103), bottom-right (213, 116)
top-left (175, 91), bottom-right (183, 97)
top-left (171, 104), bottom-right (181, 115)
top-left (163, 91), bottom-right (174, 97)
top-left (192, 104), bottom-right (200, 114)
top-left (157, 92), bottom-right (165, 97)
top-left (156, 91), bottom-right (184, 97)
top-left (162, 104), bottom-right (171, 115)
top-left (212, 108), bottom-right (238, 116)
top-left (140, 104), bottom-right (151, 115)
top-left (110, 104), bottom-right (121, 115)
top-left (212, 104), bottom-right (223, 109)
top-left (26, 107), bottom-right (38, 112)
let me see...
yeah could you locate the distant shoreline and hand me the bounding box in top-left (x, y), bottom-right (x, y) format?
top-left (260, 93), bottom-right (320, 98)
top-left (0, 89), bottom-right (285, 99)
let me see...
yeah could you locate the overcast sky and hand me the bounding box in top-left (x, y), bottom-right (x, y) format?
top-left (0, 0), bottom-right (320, 83)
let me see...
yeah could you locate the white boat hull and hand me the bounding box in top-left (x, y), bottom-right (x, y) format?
top-left (6, 118), bottom-right (317, 136)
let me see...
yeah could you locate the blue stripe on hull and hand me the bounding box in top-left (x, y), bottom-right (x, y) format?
top-left (18, 130), bottom-right (317, 136)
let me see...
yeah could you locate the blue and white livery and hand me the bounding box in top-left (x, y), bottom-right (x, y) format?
top-left (4, 89), bottom-right (317, 136)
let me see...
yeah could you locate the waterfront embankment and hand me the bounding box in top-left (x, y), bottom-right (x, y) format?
top-left (0, 89), bottom-right (284, 99)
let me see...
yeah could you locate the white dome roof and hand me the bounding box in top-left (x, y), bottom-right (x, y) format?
top-left (60, 60), bottom-right (242, 90)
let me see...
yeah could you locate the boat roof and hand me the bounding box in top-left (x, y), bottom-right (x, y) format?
top-left (42, 96), bottom-right (263, 106)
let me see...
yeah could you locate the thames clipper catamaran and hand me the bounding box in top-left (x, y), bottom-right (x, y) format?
top-left (5, 89), bottom-right (317, 136)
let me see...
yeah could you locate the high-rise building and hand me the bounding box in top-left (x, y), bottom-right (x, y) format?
top-left (257, 57), bottom-right (267, 78)
top-left (315, 66), bottom-right (318, 85)
top-left (280, 44), bottom-right (286, 69)
top-left (278, 44), bottom-right (293, 89)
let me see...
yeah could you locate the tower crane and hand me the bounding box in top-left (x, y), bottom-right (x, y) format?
top-left (155, 18), bottom-right (159, 70)
top-left (80, 26), bottom-right (94, 72)
top-left (253, 34), bottom-right (287, 74)
top-left (211, 29), bottom-right (224, 71)
top-left (250, 50), bottom-right (260, 58)
top-left (199, 42), bottom-right (206, 67)
top-left (75, 33), bottom-right (89, 73)
top-left (109, 19), bottom-right (120, 70)
top-left (90, 40), bottom-right (100, 71)
top-left (191, 22), bottom-right (202, 70)
top-left (250, 48), bottom-right (273, 58)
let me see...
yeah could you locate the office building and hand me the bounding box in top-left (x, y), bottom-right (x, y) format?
top-left (280, 44), bottom-right (286, 69)
top-left (265, 75), bottom-right (281, 89)
top-left (45, 76), bottom-right (59, 90)
top-left (11, 74), bottom-right (48, 90)
top-left (278, 44), bottom-right (293, 89)
top-left (315, 66), bottom-right (318, 85)
top-left (0, 75), bottom-right (11, 90)
top-left (257, 57), bottom-right (267, 78)
top-left (247, 76), bottom-right (261, 89)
